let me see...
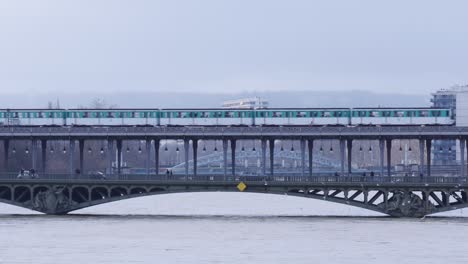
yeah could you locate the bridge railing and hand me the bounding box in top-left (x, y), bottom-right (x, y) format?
top-left (0, 173), bottom-right (467, 185)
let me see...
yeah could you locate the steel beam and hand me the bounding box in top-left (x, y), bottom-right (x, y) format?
top-left (379, 139), bottom-right (384, 177)
top-left (307, 139), bottom-right (313, 177)
top-left (184, 139), bottom-right (189, 177)
top-left (419, 139), bottom-right (425, 176)
top-left (69, 139), bottom-right (75, 176)
top-left (193, 139), bottom-right (198, 177)
top-left (426, 139), bottom-right (432, 177)
top-left (386, 139), bottom-right (392, 177)
top-left (261, 139), bottom-right (267, 176)
top-left (347, 139), bottom-right (352, 175)
top-left (340, 139), bottom-right (345, 176)
top-left (154, 139), bottom-right (160, 176)
top-left (231, 139), bottom-right (236, 176)
top-left (461, 139), bottom-right (466, 178)
top-left (31, 139), bottom-right (37, 171)
top-left (107, 139), bottom-right (114, 176)
top-left (223, 139), bottom-right (228, 178)
top-left (269, 139), bottom-right (275, 176)
top-left (41, 140), bottom-right (47, 175)
top-left (79, 139), bottom-right (84, 175)
top-left (116, 140), bottom-right (122, 175)
top-left (300, 139), bottom-right (306, 177)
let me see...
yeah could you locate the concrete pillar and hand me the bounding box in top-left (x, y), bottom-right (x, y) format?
top-left (307, 139), bottom-right (313, 177)
top-left (261, 139), bottom-right (267, 176)
top-left (184, 139), bottom-right (189, 177)
top-left (426, 139), bottom-right (432, 177)
top-left (300, 139), bottom-right (306, 177)
top-left (340, 139), bottom-right (345, 176)
top-left (41, 140), bottom-right (47, 175)
top-left (386, 139), bottom-right (392, 177)
top-left (231, 139), bottom-right (236, 176)
top-left (3, 140), bottom-right (9, 173)
top-left (116, 140), bottom-right (122, 175)
top-left (107, 139), bottom-right (114, 176)
top-left (79, 139), bottom-right (84, 175)
top-left (379, 139), bottom-right (385, 177)
top-left (193, 139), bottom-right (198, 176)
top-left (223, 139), bottom-right (228, 178)
top-left (154, 139), bottom-right (160, 176)
top-left (69, 139), bottom-right (75, 176)
top-left (347, 139), bottom-right (352, 176)
top-left (419, 139), bottom-right (425, 176)
top-left (269, 139), bottom-right (275, 176)
top-left (460, 138), bottom-right (465, 178)
top-left (31, 139), bottom-right (38, 171)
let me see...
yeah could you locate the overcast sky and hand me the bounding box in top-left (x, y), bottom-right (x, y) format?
top-left (0, 0), bottom-right (466, 96)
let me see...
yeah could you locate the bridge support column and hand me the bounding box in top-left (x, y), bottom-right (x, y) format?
top-left (193, 139), bottom-right (198, 177)
top-left (347, 139), bottom-right (352, 176)
top-left (269, 139), bottom-right (275, 176)
top-left (307, 139), bottom-right (313, 177)
top-left (3, 140), bottom-right (9, 173)
top-left (261, 139), bottom-right (267, 177)
top-left (231, 139), bottom-right (236, 176)
top-left (107, 139), bottom-right (114, 176)
top-left (154, 139), bottom-right (160, 176)
top-left (300, 139), bottom-right (306, 177)
top-left (426, 139), bottom-right (431, 177)
top-left (223, 139), bottom-right (228, 179)
top-left (78, 139), bottom-right (84, 176)
top-left (69, 139), bottom-right (75, 176)
top-left (184, 139), bottom-right (189, 177)
top-left (117, 140), bottom-right (122, 175)
top-left (386, 139), bottom-right (392, 177)
top-left (31, 139), bottom-right (38, 171)
top-left (460, 138), bottom-right (465, 177)
top-left (379, 139), bottom-right (384, 177)
top-left (419, 139), bottom-right (425, 176)
top-left (145, 139), bottom-right (151, 176)
top-left (41, 140), bottom-right (47, 175)
top-left (340, 139), bottom-right (345, 176)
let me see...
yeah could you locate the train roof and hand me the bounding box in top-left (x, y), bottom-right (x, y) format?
top-left (351, 107), bottom-right (450, 110)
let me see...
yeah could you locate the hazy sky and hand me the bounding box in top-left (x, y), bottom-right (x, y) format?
top-left (0, 0), bottom-right (466, 95)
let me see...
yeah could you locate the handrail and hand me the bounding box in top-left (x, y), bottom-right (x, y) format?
top-left (1, 173), bottom-right (467, 185)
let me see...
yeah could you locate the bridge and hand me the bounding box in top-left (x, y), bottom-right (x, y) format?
top-left (0, 125), bottom-right (468, 217)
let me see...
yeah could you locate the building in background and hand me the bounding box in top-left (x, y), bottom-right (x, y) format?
top-left (431, 85), bottom-right (468, 165)
top-left (222, 97), bottom-right (269, 109)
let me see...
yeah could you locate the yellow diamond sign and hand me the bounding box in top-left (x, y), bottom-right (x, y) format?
top-left (237, 182), bottom-right (247, 192)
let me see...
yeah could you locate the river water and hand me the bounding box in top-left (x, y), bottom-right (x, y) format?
top-left (0, 193), bottom-right (468, 263)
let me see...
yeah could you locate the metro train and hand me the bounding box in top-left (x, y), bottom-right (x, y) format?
top-left (0, 107), bottom-right (454, 127)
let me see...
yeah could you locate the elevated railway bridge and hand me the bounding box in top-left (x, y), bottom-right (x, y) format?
top-left (0, 125), bottom-right (468, 217)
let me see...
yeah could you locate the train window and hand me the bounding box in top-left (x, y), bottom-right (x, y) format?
top-left (310, 111), bottom-right (318, 117)
top-left (297, 111), bottom-right (306, 117)
top-left (420, 110), bottom-right (428, 117)
top-left (382, 111), bottom-right (391, 117)
top-left (272, 111), bottom-right (281, 118)
top-left (322, 111), bottom-right (331, 117)
top-left (406, 111), bottom-right (414, 117)
top-left (431, 110), bottom-right (441, 117)
top-left (225, 111), bottom-right (234, 118)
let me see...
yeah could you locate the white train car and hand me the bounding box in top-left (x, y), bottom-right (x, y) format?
top-left (351, 108), bottom-right (453, 125)
top-left (0, 109), bottom-right (66, 126)
top-left (66, 109), bottom-right (159, 126)
top-left (254, 108), bottom-right (351, 126)
top-left (160, 109), bottom-right (254, 126)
